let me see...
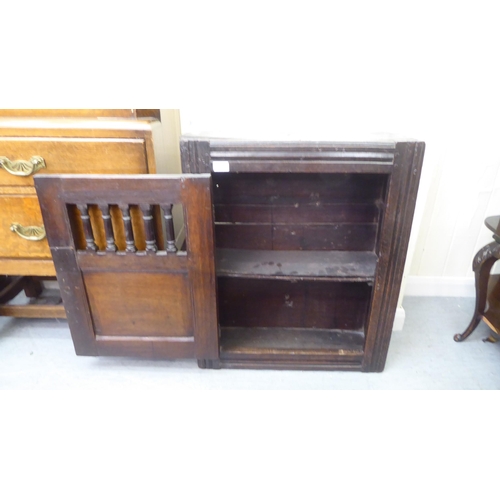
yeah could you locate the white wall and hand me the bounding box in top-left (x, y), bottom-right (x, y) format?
top-left (405, 127), bottom-right (500, 297)
top-left (178, 108), bottom-right (436, 296)
top-left (181, 111), bottom-right (499, 286)
top-left (176, 2), bottom-right (500, 303)
top-left (158, 110), bottom-right (182, 174)
top-left (179, 107), bottom-right (500, 331)
top-left (178, 24), bottom-right (500, 294)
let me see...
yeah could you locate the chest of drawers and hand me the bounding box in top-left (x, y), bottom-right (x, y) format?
top-left (0, 113), bottom-right (164, 317)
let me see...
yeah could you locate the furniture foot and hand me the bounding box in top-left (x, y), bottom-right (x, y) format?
top-left (198, 359), bottom-right (221, 369)
top-left (454, 315), bottom-right (481, 342)
top-left (455, 241), bottom-right (500, 342)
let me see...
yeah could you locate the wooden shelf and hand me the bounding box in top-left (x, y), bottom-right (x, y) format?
top-left (216, 248), bottom-right (377, 281)
top-left (220, 327), bottom-right (365, 359)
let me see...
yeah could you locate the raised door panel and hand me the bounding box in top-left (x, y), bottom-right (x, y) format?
top-left (84, 271), bottom-right (193, 338)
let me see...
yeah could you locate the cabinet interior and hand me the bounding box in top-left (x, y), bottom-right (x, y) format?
top-left (213, 172), bottom-right (389, 360)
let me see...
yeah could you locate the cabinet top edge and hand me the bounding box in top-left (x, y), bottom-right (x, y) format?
top-left (180, 136), bottom-right (424, 149)
top-left (34, 173), bottom-right (211, 181)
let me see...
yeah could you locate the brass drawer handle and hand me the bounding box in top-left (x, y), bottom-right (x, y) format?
top-left (10, 223), bottom-right (46, 241)
top-left (0, 156), bottom-right (46, 177)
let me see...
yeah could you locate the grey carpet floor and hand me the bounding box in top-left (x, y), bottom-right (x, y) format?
top-left (0, 296), bottom-right (499, 389)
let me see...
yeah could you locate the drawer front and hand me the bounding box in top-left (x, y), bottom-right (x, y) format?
top-left (0, 137), bottom-right (148, 186)
top-left (0, 195), bottom-right (51, 259)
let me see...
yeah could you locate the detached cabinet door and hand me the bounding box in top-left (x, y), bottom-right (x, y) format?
top-left (35, 174), bottom-right (218, 365)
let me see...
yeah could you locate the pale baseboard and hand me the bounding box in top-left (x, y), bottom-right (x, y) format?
top-left (404, 276), bottom-right (475, 297)
top-left (394, 276), bottom-right (477, 331)
top-left (393, 307), bottom-right (406, 331)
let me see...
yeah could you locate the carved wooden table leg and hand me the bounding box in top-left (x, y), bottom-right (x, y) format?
top-left (454, 241), bottom-right (500, 342)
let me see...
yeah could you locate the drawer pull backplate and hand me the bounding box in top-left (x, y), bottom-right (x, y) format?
top-left (0, 156), bottom-right (46, 177)
top-left (10, 223), bottom-right (46, 241)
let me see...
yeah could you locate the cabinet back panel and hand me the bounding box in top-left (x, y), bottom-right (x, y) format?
top-left (213, 173), bottom-right (387, 205)
top-left (218, 277), bottom-right (371, 331)
top-left (213, 173), bottom-right (387, 252)
top-left (215, 223), bottom-right (377, 251)
top-left (215, 203), bottom-right (379, 224)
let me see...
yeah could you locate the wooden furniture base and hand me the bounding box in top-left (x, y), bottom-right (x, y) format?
top-left (0, 276), bottom-right (65, 319)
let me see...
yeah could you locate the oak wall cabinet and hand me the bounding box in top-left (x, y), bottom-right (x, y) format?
top-left (0, 110), bottom-right (163, 318)
top-left (34, 138), bottom-right (424, 372)
top-left (180, 139), bottom-right (424, 371)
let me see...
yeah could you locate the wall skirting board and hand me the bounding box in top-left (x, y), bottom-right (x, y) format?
top-left (393, 276), bottom-right (482, 331)
top-left (404, 276), bottom-right (476, 298)
top-left (393, 307), bottom-right (406, 331)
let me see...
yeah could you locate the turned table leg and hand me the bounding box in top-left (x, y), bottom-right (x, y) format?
top-left (454, 241), bottom-right (500, 342)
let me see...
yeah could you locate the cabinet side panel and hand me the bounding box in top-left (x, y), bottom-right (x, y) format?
top-left (363, 142), bottom-right (425, 371)
top-left (183, 177), bottom-right (219, 361)
top-left (180, 139), bottom-right (211, 173)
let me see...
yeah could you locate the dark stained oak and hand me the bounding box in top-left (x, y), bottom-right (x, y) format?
top-left (118, 204), bottom-right (136, 253)
top-left (217, 278), bottom-right (371, 332)
top-left (85, 272), bottom-right (194, 337)
top-left (182, 138), bottom-right (425, 372)
top-left (34, 174), bottom-right (218, 363)
top-left (31, 138), bottom-right (424, 373)
top-left (215, 223), bottom-right (378, 252)
top-left (220, 327), bottom-right (364, 359)
top-left (215, 203), bottom-right (380, 224)
top-left (362, 142), bottom-right (425, 371)
top-left (212, 172), bottom-right (387, 253)
top-left (216, 249), bottom-right (377, 281)
top-left (212, 172), bottom-right (387, 205)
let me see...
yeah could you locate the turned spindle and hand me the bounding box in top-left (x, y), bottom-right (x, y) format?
top-left (119, 204), bottom-right (137, 253)
top-left (161, 204), bottom-right (178, 253)
top-left (140, 204), bottom-right (157, 253)
top-left (77, 204), bottom-right (97, 251)
top-left (99, 204), bottom-right (117, 252)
